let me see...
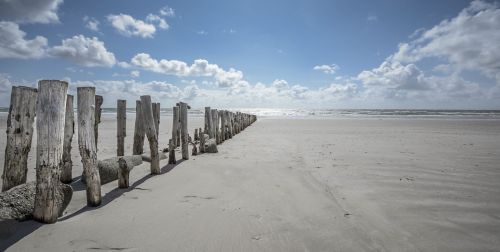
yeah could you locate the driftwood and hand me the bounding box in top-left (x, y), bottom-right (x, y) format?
top-left (61, 94), bottom-right (75, 184)
top-left (0, 182), bottom-right (72, 221)
top-left (141, 151), bottom-right (167, 162)
top-left (117, 99), bottom-right (126, 156)
top-left (82, 155), bottom-right (143, 185)
top-left (77, 87), bottom-right (102, 207)
top-left (204, 138), bottom-right (218, 153)
top-left (2, 86), bottom-right (37, 192)
top-left (140, 95), bottom-right (160, 174)
top-left (180, 102), bottom-right (189, 160)
top-left (133, 100), bottom-right (145, 155)
top-left (33, 80), bottom-right (68, 223)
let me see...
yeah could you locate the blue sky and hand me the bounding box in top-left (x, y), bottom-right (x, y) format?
top-left (1, 0), bottom-right (499, 109)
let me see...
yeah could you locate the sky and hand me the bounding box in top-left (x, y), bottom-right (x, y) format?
top-left (0, 0), bottom-right (499, 109)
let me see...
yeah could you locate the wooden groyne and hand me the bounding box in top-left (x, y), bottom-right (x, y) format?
top-left (0, 80), bottom-right (257, 223)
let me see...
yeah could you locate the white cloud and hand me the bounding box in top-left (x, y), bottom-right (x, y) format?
top-left (107, 14), bottom-right (156, 38)
top-left (49, 35), bottom-right (116, 67)
top-left (196, 30), bottom-right (208, 35)
top-left (367, 15), bottom-right (378, 22)
top-left (390, 0), bottom-right (500, 79)
top-left (358, 61), bottom-right (430, 91)
top-left (313, 64), bottom-right (339, 74)
top-left (83, 16), bottom-right (100, 32)
top-left (0, 0), bottom-right (63, 24)
top-left (146, 14), bottom-right (169, 30)
top-left (129, 53), bottom-right (248, 88)
top-left (130, 70), bottom-right (140, 78)
top-left (160, 6), bottom-right (175, 17)
top-left (322, 83), bottom-right (358, 99)
top-left (0, 21), bottom-right (48, 59)
top-left (0, 73), bottom-right (12, 92)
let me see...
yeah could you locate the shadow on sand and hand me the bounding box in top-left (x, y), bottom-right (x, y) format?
top-left (0, 159), bottom-right (184, 251)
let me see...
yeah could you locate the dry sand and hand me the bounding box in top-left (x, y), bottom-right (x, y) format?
top-left (1, 114), bottom-right (500, 251)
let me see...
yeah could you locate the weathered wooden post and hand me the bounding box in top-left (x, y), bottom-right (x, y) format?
top-left (168, 139), bottom-right (176, 164)
top-left (2, 86), bottom-right (37, 192)
top-left (94, 95), bottom-right (103, 147)
top-left (140, 95), bottom-right (160, 174)
top-left (180, 102), bottom-right (189, 160)
top-left (199, 132), bottom-right (206, 153)
top-left (117, 100), bottom-right (126, 156)
top-left (61, 95), bottom-right (74, 184)
top-left (172, 106), bottom-right (180, 147)
top-left (33, 80), bottom-right (68, 223)
top-left (219, 110), bottom-right (225, 143)
top-left (228, 112), bottom-right (234, 138)
top-left (133, 100), bottom-right (145, 155)
top-left (77, 87), bottom-right (102, 207)
top-left (118, 157), bottom-right (129, 188)
top-left (194, 128), bottom-right (199, 141)
top-left (152, 102), bottom-right (160, 137)
top-left (205, 107), bottom-right (214, 138)
top-left (211, 109), bottom-right (218, 142)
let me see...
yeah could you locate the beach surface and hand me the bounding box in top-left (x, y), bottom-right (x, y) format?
top-left (1, 115), bottom-right (500, 251)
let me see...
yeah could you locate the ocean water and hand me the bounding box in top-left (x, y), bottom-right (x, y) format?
top-left (2, 107), bottom-right (498, 119)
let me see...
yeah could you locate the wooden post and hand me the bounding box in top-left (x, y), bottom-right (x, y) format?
top-left (94, 95), bottom-right (103, 147)
top-left (117, 100), bottom-right (126, 157)
top-left (219, 110), bottom-right (225, 143)
top-left (133, 100), bottom-right (145, 155)
top-left (118, 157), bottom-right (129, 188)
top-left (199, 132), bottom-right (206, 153)
top-left (194, 128), bottom-right (199, 141)
top-left (77, 87), bottom-right (102, 207)
top-left (152, 102), bottom-right (160, 137)
top-left (180, 102), bottom-right (189, 160)
top-left (172, 106), bottom-right (180, 147)
top-left (168, 139), bottom-right (176, 164)
top-left (205, 107), bottom-right (214, 138)
top-left (211, 109), bottom-right (218, 142)
top-left (33, 80), bottom-right (68, 223)
top-left (61, 95), bottom-right (74, 184)
top-left (140, 95), bottom-right (160, 174)
top-left (2, 86), bottom-right (37, 192)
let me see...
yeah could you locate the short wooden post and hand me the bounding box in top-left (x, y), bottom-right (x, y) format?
top-left (194, 128), bottom-right (199, 141)
top-left (77, 87), bottom-right (102, 207)
top-left (168, 139), bottom-right (176, 164)
top-left (94, 95), bottom-right (103, 147)
top-left (211, 109), bottom-right (218, 141)
top-left (180, 102), bottom-right (189, 160)
top-left (172, 106), bottom-right (180, 147)
top-left (61, 95), bottom-right (74, 184)
top-left (152, 102), bottom-right (160, 137)
top-left (140, 95), bottom-right (160, 174)
top-left (117, 100), bottom-right (126, 156)
top-left (117, 157), bottom-right (129, 188)
top-left (199, 132), bottom-right (206, 153)
top-left (33, 80), bottom-right (68, 223)
top-left (133, 100), bottom-right (145, 155)
top-left (2, 86), bottom-right (37, 192)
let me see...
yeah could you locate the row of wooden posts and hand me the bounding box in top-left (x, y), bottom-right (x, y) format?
top-left (1, 80), bottom-right (256, 223)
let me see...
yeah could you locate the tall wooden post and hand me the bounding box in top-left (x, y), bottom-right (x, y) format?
top-left (77, 87), bottom-right (102, 207)
top-left (213, 109), bottom-right (220, 144)
top-left (33, 80), bottom-right (68, 223)
top-left (133, 100), bottom-right (145, 155)
top-left (2, 86), bottom-right (37, 192)
top-left (172, 106), bottom-right (180, 147)
top-left (61, 95), bottom-right (74, 184)
top-left (180, 102), bottom-right (189, 160)
top-left (117, 100), bottom-right (126, 156)
top-left (140, 95), bottom-right (160, 174)
top-left (219, 110), bottom-right (225, 143)
top-left (152, 102), bottom-right (160, 137)
top-left (94, 95), bottom-right (103, 147)
top-left (205, 107), bottom-right (214, 138)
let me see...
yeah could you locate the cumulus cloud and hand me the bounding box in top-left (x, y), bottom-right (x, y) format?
top-left (130, 70), bottom-right (140, 78)
top-left (129, 53), bottom-right (249, 88)
top-left (0, 0), bottom-right (63, 24)
top-left (322, 83), bottom-right (358, 99)
top-left (358, 61), bottom-right (430, 91)
top-left (107, 14), bottom-right (156, 38)
top-left (160, 6), bottom-right (175, 17)
top-left (146, 14), bottom-right (169, 30)
top-left (313, 64), bottom-right (339, 74)
top-left (84, 16), bottom-right (100, 32)
top-left (0, 21), bottom-right (48, 59)
top-left (49, 35), bottom-right (116, 67)
top-left (390, 0), bottom-right (500, 78)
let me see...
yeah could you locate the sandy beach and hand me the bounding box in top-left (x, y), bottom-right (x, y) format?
top-left (0, 114), bottom-right (499, 251)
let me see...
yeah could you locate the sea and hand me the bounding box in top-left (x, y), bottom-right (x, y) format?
top-left (2, 107), bottom-right (499, 120)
